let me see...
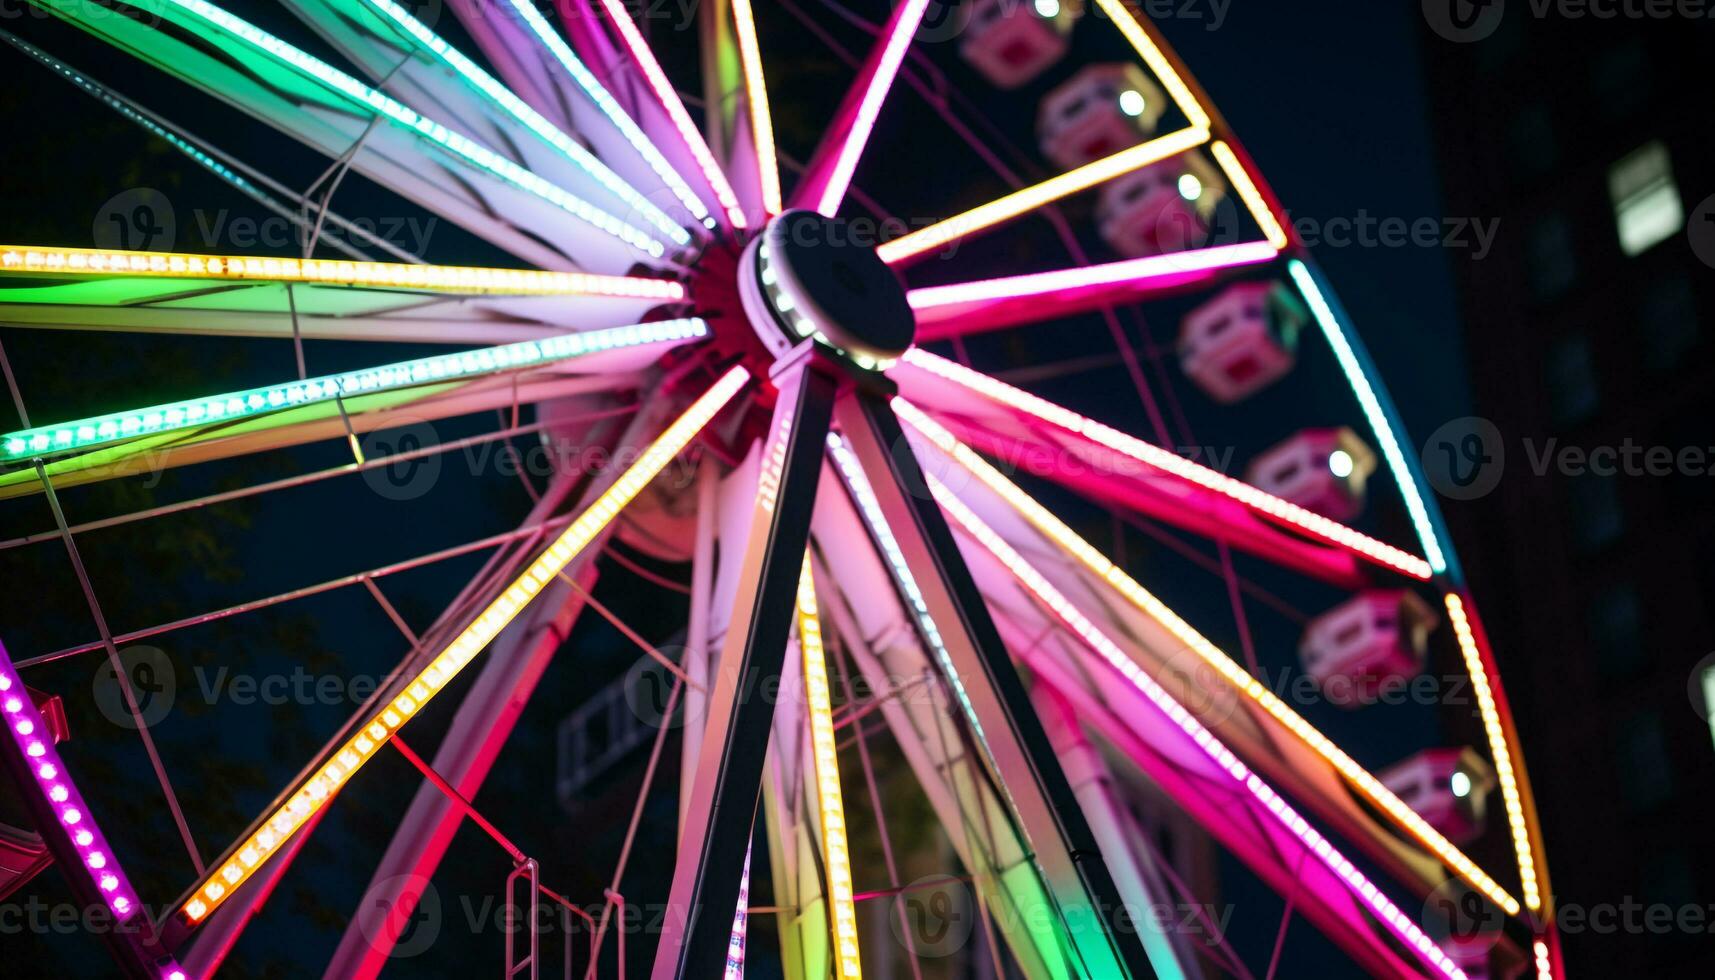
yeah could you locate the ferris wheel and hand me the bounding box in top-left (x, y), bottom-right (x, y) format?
top-left (0, 1), bottom-right (1562, 978)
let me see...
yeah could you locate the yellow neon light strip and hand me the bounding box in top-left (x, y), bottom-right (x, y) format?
top-left (1092, 0), bottom-right (1211, 130)
top-left (1445, 595), bottom-right (1541, 912)
top-left (0, 245), bottom-right (686, 300)
top-left (876, 127), bottom-right (1210, 264)
top-left (797, 559), bottom-right (862, 979)
top-left (731, 0), bottom-right (782, 217)
top-left (179, 366), bottom-right (751, 925)
top-left (1210, 141), bottom-right (1289, 249)
top-left (895, 399), bottom-right (1521, 915)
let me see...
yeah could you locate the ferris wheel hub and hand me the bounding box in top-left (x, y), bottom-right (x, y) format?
top-left (739, 209), bottom-right (915, 370)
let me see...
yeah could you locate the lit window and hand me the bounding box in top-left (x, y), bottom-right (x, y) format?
top-left (1609, 141), bottom-right (1683, 257)
top-left (1544, 334), bottom-right (1599, 425)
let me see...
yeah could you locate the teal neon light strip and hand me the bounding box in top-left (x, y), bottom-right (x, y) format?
top-left (3, 318), bottom-right (706, 462)
top-left (355, 0), bottom-right (691, 246)
top-left (1288, 259), bottom-right (1453, 577)
top-left (152, 0), bottom-right (671, 258)
top-left (497, 0), bottom-right (718, 230)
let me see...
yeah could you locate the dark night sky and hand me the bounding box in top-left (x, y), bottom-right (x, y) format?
top-left (0, 3), bottom-right (1480, 977)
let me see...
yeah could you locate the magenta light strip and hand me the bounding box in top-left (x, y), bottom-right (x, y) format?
top-left (0, 642), bottom-right (187, 979)
top-left (593, 0), bottom-right (746, 228)
top-left (809, 0), bottom-right (931, 217)
top-left (929, 488), bottom-right (1469, 980)
top-left (907, 241), bottom-right (1279, 311)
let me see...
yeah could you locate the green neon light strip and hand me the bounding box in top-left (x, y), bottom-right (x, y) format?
top-left (496, 0), bottom-right (718, 230)
top-left (352, 0), bottom-right (691, 246)
top-left (126, 0), bottom-right (672, 258)
top-left (2, 318), bottom-right (706, 462)
top-left (1288, 259), bottom-right (1449, 575)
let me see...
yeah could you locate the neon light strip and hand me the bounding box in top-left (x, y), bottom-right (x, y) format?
top-left (153, 0), bottom-right (671, 256)
top-left (1210, 141), bottom-right (1289, 249)
top-left (0, 646), bottom-right (187, 978)
top-left (824, 433), bottom-right (985, 742)
top-left (797, 561), bottom-right (863, 979)
top-left (1287, 260), bottom-right (1448, 574)
top-left (1091, 0), bottom-right (1210, 130)
top-left (178, 366), bottom-right (750, 925)
top-left (877, 126), bottom-right (1209, 264)
top-left (497, 0), bottom-right (714, 229)
top-left (895, 400), bottom-right (1518, 914)
top-left (593, 0), bottom-right (746, 228)
top-left (906, 241), bottom-right (1277, 310)
top-left (1533, 940), bottom-right (1553, 980)
top-left (0, 245), bottom-right (686, 298)
top-left (731, 0), bottom-right (782, 217)
top-left (896, 350), bottom-right (1433, 579)
top-left (811, 0), bottom-right (933, 217)
top-left (724, 846), bottom-right (752, 979)
top-left (1445, 595), bottom-right (1541, 912)
top-left (2, 318), bottom-right (707, 462)
top-left (931, 487), bottom-right (1469, 980)
top-left (358, 0), bottom-right (689, 246)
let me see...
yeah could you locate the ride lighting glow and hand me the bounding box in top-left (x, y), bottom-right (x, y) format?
top-left (877, 126), bottom-right (1210, 264)
top-left (1288, 260), bottom-right (1448, 575)
top-left (158, 0), bottom-right (670, 256)
top-left (731, 0), bottom-right (783, 217)
top-left (592, 0), bottom-right (746, 228)
top-left (812, 0), bottom-right (935, 218)
top-left (904, 241), bottom-right (1277, 311)
top-left (1090, 0), bottom-right (1211, 130)
top-left (896, 351), bottom-right (1434, 579)
top-left (1445, 595), bottom-right (1542, 912)
top-left (796, 561), bottom-right (863, 979)
top-left (357, 0), bottom-right (691, 246)
top-left (724, 846), bottom-right (752, 980)
top-left (1211, 141), bottom-right (1290, 249)
top-left (2, 319), bottom-right (708, 462)
top-left (931, 489), bottom-right (1470, 980)
top-left (497, 0), bottom-right (715, 228)
top-left (178, 366), bottom-right (751, 926)
top-left (0, 644), bottom-right (187, 975)
top-left (0, 245), bottom-right (687, 298)
top-left (894, 401), bottom-right (1520, 914)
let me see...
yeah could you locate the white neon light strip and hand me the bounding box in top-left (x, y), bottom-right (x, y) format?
top-left (933, 486), bottom-right (1469, 980)
top-left (896, 399), bottom-right (1518, 914)
top-left (731, 0), bottom-right (782, 217)
top-left (906, 241), bottom-right (1277, 310)
top-left (896, 350), bottom-right (1434, 580)
top-left (1210, 141), bottom-right (1289, 250)
top-left (812, 0), bottom-right (933, 218)
top-left (178, 366), bottom-right (751, 925)
top-left (1090, 0), bottom-right (1211, 130)
top-left (358, 0), bottom-right (690, 245)
top-left (1288, 260), bottom-right (1448, 574)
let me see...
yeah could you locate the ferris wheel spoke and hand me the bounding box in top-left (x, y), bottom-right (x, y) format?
top-left (0, 318), bottom-right (703, 477)
top-left (876, 127), bottom-right (1210, 268)
top-left (280, 0), bottom-right (699, 247)
top-left (728, 0), bottom-right (784, 220)
top-left (167, 365), bottom-right (748, 932)
top-left (932, 484), bottom-right (1478, 980)
top-left (831, 387), bottom-right (1159, 979)
top-left (892, 351), bottom-right (1436, 581)
top-left (38, 0), bottom-right (675, 270)
top-left (908, 241), bottom-right (1279, 342)
top-left (792, 0), bottom-right (934, 218)
top-left (900, 403), bottom-right (1525, 916)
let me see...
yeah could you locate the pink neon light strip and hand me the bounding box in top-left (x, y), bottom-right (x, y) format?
top-left (0, 643), bottom-right (187, 979)
top-left (896, 349), bottom-right (1435, 580)
top-left (906, 241), bottom-right (1279, 310)
top-left (928, 489), bottom-right (1468, 980)
top-left (810, 0), bottom-right (931, 217)
top-left (594, 0), bottom-right (747, 228)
